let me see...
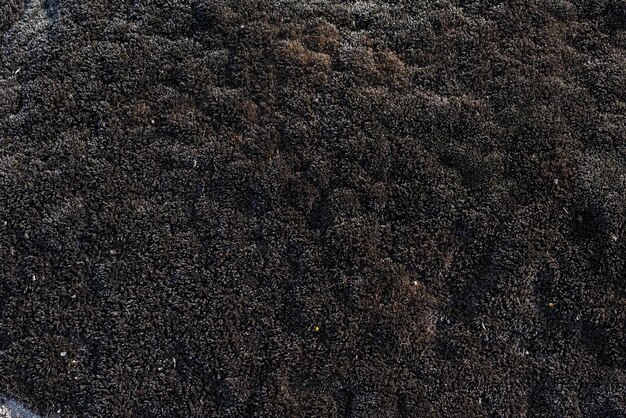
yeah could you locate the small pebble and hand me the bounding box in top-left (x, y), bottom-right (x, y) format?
top-left (60, 352), bottom-right (67, 357)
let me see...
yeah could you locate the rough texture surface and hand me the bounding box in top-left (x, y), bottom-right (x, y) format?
top-left (1, 0), bottom-right (625, 417)
top-left (0, 396), bottom-right (41, 418)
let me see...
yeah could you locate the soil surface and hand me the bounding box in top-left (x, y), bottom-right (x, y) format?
top-left (1, 1), bottom-right (625, 417)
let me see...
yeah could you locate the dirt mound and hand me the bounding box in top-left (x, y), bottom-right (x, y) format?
top-left (0, 1), bottom-right (625, 416)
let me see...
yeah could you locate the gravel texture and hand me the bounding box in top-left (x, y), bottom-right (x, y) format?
top-left (1, 0), bottom-right (625, 416)
top-left (0, 396), bottom-right (41, 418)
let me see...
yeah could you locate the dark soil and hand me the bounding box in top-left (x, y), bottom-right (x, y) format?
top-left (1, 0), bottom-right (625, 416)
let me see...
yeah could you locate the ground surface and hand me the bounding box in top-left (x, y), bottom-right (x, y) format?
top-left (0, 0), bottom-right (625, 417)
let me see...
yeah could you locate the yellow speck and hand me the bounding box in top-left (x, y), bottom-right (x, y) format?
top-left (547, 302), bottom-right (556, 308)
top-left (313, 325), bottom-right (320, 332)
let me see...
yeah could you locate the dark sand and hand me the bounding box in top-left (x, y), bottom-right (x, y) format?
top-left (1, 0), bottom-right (625, 416)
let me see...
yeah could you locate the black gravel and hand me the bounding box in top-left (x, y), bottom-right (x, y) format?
top-left (1, 0), bottom-right (625, 416)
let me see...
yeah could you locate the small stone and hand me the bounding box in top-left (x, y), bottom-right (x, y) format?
top-left (60, 351), bottom-right (67, 357)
